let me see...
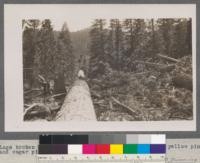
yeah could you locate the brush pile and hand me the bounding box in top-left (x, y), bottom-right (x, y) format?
top-left (90, 55), bottom-right (193, 121)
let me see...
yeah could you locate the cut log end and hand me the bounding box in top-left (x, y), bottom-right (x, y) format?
top-left (172, 74), bottom-right (192, 91)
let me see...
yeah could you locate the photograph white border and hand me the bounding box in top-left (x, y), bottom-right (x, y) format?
top-left (4, 4), bottom-right (196, 132)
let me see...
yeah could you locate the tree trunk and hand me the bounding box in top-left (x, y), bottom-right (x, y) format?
top-left (172, 74), bottom-right (192, 91)
top-left (54, 73), bottom-right (66, 94)
top-left (56, 79), bottom-right (97, 121)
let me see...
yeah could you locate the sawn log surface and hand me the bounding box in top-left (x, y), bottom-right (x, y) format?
top-left (56, 79), bottom-right (97, 121)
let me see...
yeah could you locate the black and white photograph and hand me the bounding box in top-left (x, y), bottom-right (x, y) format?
top-left (4, 4), bottom-right (196, 131)
top-left (23, 18), bottom-right (193, 122)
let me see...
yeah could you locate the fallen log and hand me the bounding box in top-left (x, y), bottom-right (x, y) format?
top-left (24, 88), bottom-right (41, 95)
top-left (24, 103), bottom-right (51, 121)
top-left (24, 103), bottom-right (38, 115)
top-left (50, 105), bottom-right (61, 111)
top-left (32, 92), bottom-right (43, 98)
top-left (160, 64), bottom-right (175, 73)
top-left (91, 90), bottom-right (101, 98)
top-left (111, 97), bottom-right (148, 120)
top-left (24, 89), bottom-right (33, 95)
top-left (94, 103), bottom-right (107, 107)
top-left (111, 97), bottom-right (137, 115)
top-left (131, 71), bottom-right (150, 76)
top-left (134, 60), bottom-right (164, 67)
top-left (93, 101), bottom-right (105, 105)
top-left (172, 73), bottom-right (192, 91)
top-left (134, 60), bottom-right (175, 72)
top-left (24, 104), bottom-right (31, 108)
top-left (157, 53), bottom-right (179, 63)
top-left (38, 74), bottom-right (46, 83)
top-left (56, 79), bottom-right (97, 121)
top-left (51, 93), bottom-right (66, 98)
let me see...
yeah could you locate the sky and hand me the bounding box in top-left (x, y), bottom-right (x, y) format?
top-left (20, 4), bottom-right (194, 32)
top-left (51, 18), bottom-right (109, 32)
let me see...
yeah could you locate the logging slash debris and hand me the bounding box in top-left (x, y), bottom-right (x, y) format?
top-left (90, 55), bottom-right (193, 121)
top-left (23, 55), bottom-right (193, 121)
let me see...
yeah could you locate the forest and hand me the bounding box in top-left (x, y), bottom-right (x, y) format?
top-left (23, 18), bottom-right (193, 121)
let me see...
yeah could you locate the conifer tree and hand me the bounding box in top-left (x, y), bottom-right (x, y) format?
top-left (89, 19), bottom-right (107, 78)
top-left (171, 19), bottom-right (191, 58)
top-left (106, 19), bottom-right (124, 70)
top-left (157, 19), bottom-right (175, 57)
top-left (34, 19), bottom-right (57, 80)
top-left (23, 20), bottom-right (40, 85)
top-left (123, 19), bottom-right (146, 71)
top-left (56, 22), bottom-right (74, 84)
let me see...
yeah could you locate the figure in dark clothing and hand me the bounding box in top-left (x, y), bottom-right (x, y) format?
top-left (54, 73), bottom-right (66, 94)
top-left (38, 75), bottom-right (50, 103)
top-left (43, 82), bottom-right (50, 96)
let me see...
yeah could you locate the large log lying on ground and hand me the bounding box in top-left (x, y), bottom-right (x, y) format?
top-left (172, 73), bottom-right (192, 91)
top-left (56, 79), bottom-right (97, 121)
top-left (157, 53), bottom-right (179, 63)
top-left (24, 103), bottom-right (51, 121)
top-left (134, 60), bottom-right (175, 72)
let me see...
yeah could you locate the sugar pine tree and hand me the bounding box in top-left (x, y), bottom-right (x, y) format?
top-left (144, 19), bottom-right (162, 59)
top-left (106, 19), bottom-right (124, 70)
top-left (148, 19), bottom-right (159, 56)
top-left (186, 18), bottom-right (192, 55)
top-left (34, 19), bottom-right (57, 80)
top-left (123, 19), bottom-right (146, 71)
top-left (56, 22), bottom-right (74, 86)
top-left (131, 19), bottom-right (146, 58)
top-left (89, 19), bottom-right (107, 78)
top-left (171, 19), bottom-right (191, 58)
top-left (23, 19), bottom-right (40, 86)
top-left (157, 18), bottom-right (175, 57)
top-left (123, 19), bottom-right (135, 58)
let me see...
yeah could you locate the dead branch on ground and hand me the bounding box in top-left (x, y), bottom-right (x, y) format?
top-left (111, 97), bottom-right (137, 115)
top-left (157, 53), bottom-right (179, 63)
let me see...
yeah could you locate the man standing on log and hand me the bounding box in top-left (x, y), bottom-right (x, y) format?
top-left (78, 69), bottom-right (85, 80)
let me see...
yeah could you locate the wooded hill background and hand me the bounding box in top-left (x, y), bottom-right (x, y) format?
top-left (23, 18), bottom-right (193, 121)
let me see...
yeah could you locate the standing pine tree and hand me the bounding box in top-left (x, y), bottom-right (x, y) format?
top-left (123, 19), bottom-right (135, 58)
top-left (171, 19), bottom-right (191, 58)
top-left (34, 19), bottom-right (57, 80)
top-left (106, 19), bottom-right (124, 70)
top-left (123, 19), bottom-right (146, 71)
top-left (131, 19), bottom-right (146, 59)
top-left (89, 19), bottom-right (108, 78)
top-left (144, 19), bottom-right (162, 59)
top-left (55, 22), bottom-right (75, 93)
top-left (157, 18), bottom-right (175, 57)
top-left (23, 20), bottom-right (40, 87)
top-left (149, 19), bottom-right (159, 56)
top-left (186, 18), bottom-right (192, 55)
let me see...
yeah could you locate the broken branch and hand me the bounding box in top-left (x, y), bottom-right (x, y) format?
top-left (91, 90), bottom-right (101, 98)
top-left (24, 103), bottom-right (38, 117)
top-left (51, 93), bottom-right (66, 98)
top-left (134, 60), bottom-right (165, 67)
top-left (111, 97), bottom-right (137, 115)
top-left (157, 53), bottom-right (179, 63)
